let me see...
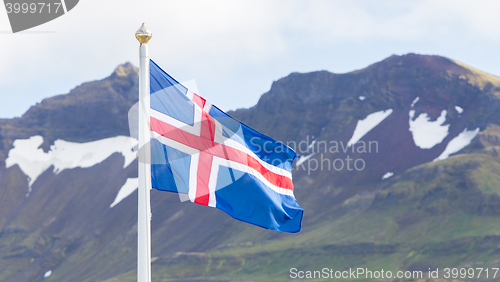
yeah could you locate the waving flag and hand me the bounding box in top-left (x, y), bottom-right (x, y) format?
top-left (148, 60), bottom-right (303, 232)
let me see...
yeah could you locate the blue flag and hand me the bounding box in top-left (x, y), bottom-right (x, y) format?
top-left (149, 60), bottom-right (303, 232)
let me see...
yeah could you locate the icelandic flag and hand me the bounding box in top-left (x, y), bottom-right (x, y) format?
top-left (149, 60), bottom-right (303, 233)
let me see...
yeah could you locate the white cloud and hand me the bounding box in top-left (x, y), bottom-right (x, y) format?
top-left (1, 0), bottom-right (500, 118)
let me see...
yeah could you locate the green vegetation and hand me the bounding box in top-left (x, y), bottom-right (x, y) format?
top-left (105, 146), bottom-right (500, 281)
top-left (5, 54), bottom-right (500, 281)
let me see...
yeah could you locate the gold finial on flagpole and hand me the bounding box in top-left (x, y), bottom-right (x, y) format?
top-left (135, 23), bottom-right (152, 43)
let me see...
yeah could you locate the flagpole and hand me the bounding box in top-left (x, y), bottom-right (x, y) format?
top-left (135, 23), bottom-right (152, 282)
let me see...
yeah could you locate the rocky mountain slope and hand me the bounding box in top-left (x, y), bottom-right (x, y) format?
top-left (2, 54), bottom-right (500, 281)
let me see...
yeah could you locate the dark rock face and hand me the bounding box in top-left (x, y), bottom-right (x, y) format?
top-left (2, 54), bottom-right (500, 281)
top-left (231, 54), bottom-right (500, 202)
top-left (0, 62), bottom-right (138, 157)
top-left (230, 54), bottom-right (500, 144)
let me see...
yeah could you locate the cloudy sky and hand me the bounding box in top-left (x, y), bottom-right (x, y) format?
top-left (1, 0), bottom-right (500, 118)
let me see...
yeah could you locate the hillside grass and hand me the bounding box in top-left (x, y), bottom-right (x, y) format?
top-left (106, 149), bottom-right (500, 281)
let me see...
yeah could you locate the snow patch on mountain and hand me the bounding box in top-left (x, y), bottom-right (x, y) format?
top-left (358, 96), bottom-right (366, 101)
top-left (382, 172), bottom-right (394, 180)
top-left (409, 110), bottom-right (449, 149)
top-left (434, 128), bottom-right (479, 162)
top-left (5, 135), bottom-right (137, 196)
top-left (411, 97), bottom-right (420, 107)
top-left (110, 178), bottom-right (138, 208)
top-left (296, 153), bottom-right (315, 167)
top-left (455, 106), bottom-right (464, 114)
top-left (347, 109), bottom-right (393, 147)
top-left (307, 140), bottom-right (317, 151)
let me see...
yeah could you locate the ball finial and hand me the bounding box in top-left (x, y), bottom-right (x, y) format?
top-left (135, 23), bottom-right (152, 43)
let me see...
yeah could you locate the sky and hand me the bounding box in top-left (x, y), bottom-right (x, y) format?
top-left (1, 0), bottom-right (500, 118)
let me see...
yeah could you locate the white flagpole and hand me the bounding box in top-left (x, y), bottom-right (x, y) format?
top-left (135, 23), bottom-right (152, 282)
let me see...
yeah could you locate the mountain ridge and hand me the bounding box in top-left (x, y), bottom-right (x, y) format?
top-left (0, 62), bottom-right (138, 159)
top-left (2, 53), bottom-right (500, 281)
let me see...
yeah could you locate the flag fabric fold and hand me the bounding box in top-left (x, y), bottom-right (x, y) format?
top-left (149, 59), bottom-right (303, 233)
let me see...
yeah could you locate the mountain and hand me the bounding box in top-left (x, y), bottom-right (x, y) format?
top-left (2, 54), bottom-right (500, 281)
